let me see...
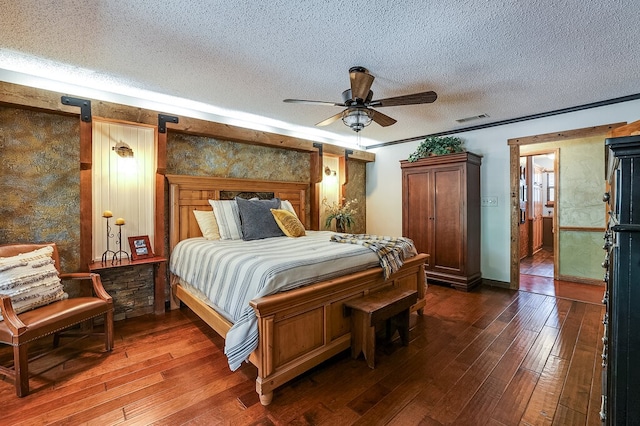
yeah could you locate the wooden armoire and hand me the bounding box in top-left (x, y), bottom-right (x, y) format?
top-left (401, 152), bottom-right (482, 291)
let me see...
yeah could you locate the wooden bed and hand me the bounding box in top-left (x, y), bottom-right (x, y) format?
top-left (166, 174), bottom-right (428, 405)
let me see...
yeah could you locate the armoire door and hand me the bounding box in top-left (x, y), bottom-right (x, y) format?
top-left (432, 166), bottom-right (464, 275)
top-left (402, 170), bottom-right (432, 268)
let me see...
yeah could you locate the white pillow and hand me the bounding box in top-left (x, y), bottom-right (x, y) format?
top-left (192, 209), bottom-right (220, 240)
top-left (208, 200), bottom-right (243, 240)
top-left (280, 200), bottom-right (299, 218)
top-left (0, 246), bottom-right (68, 321)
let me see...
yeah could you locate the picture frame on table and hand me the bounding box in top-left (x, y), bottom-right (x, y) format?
top-left (128, 235), bottom-right (153, 261)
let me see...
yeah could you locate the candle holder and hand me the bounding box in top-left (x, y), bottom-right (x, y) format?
top-left (100, 216), bottom-right (118, 263)
top-left (112, 220), bottom-right (130, 262)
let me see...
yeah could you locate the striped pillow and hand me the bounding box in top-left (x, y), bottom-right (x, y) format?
top-left (280, 200), bottom-right (299, 218)
top-left (0, 246), bottom-right (68, 321)
top-left (209, 200), bottom-right (243, 240)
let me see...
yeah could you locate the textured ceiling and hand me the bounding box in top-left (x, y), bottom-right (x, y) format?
top-left (1, 1), bottom-right (640, 148)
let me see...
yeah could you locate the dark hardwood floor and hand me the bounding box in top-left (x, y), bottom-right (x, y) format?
top-left (0, 283), bottom-right (605, 425)
top-left (520, 247), bottom-right (555, 278)
top-left (520, 248), bottom-right (604, 305)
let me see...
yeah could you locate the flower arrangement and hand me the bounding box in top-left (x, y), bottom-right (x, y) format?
top-left (323, 198), bottom-right (358, 232)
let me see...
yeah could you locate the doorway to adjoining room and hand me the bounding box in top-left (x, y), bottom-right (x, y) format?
top-left (509, 124), bottom-right (619, 304)
top-left (519, 152), bottom-right (555, 279)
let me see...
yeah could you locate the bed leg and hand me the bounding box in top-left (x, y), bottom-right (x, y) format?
top-left (169, 275), bottom-right (181, 310)
top-left (259, 391), bottom-right (273, 406)
top-left (417, 307), bottom-right (424, 316)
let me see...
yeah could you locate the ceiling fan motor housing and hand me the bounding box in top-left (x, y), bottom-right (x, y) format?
top-left (342, 89), bottom-right (373, 105)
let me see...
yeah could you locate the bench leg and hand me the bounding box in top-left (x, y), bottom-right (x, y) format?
top-left (364, 324), bottom-right (376, 369)
top-left (396, 309), bottom-right (411, 346)
top-left (351, 310), bottom-right (376, 369)
top-left (350, 310), bottom-right (365, 360)
top-left (13, 343), bottom-right (29, 397)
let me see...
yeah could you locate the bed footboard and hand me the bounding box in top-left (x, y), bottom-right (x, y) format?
top-left (249, 253), bottom-right (427, 405)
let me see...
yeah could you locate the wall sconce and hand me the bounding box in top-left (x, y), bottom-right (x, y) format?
top-left (324, 166), bottom-right (336, 176)
top-left (112, 142), bottom-right (134, 158)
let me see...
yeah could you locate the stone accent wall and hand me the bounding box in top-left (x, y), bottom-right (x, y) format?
top-left (1, 105), bottom-right (369, 319)
top-left (0, 106), bottom-right (80, 272)
top-left (94, 264), bottom-right (155, 321)
top-left (344, 160), bottom-right (366, 234)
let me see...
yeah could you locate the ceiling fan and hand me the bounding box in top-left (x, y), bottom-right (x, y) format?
top-left (284, 66), bottom-right (437, 132)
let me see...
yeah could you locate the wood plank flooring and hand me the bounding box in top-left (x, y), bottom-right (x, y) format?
top-left (520, 248), bottom-right (555, 278)
top-left (0, 284), bottom-right (605, 425)
top-left (519, 247), bottom-right (604, 305)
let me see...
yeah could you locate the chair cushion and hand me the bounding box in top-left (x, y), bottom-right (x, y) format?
top-left (0, 297), bottom-right (111, 345)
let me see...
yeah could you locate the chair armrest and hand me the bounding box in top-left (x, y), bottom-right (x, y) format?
top-left (59, 273), bottom-right (113, 303)
top-left (59, 273), bottom-right (93, 280)
top-left (0, 295), bottom-right (27, 336)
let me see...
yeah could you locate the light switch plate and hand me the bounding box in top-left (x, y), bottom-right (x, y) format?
top-left (481, 196), bottom-right (498, 207)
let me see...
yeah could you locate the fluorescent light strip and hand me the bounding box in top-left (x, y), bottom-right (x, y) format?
top-left (0, 50), bottom-right (377, 149)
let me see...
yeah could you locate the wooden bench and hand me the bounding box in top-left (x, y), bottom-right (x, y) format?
top-left (344, 287), bottom-right (418, 368)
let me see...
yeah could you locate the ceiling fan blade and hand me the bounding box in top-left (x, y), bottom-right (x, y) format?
top-left (315, 110), bottom-right (345, 127)
top-left (371, 110), bottom-right (397, 127)
top-left (369, 91), bottom-right (438, 107)
top-left (283, 99), bottom-right (345, 107)
top-left (350, 70), bottom-right (375, 100)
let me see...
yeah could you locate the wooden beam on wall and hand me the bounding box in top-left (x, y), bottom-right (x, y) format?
top-left (509, 144), bottom-right (520, 289)
top-left (155, 124), bottom-right (168, 314)
top-left (339, 149), bottom-right (352, 202)
top-left (606, 119), bottom-right (640, 137)
top-left (79, 119), bottom-right (92, 273)
top-left (507, 123), bottom-right (626, 146)
top-left (0, 81), bottom-right (375, 162)
top-left (309, 143), bottom-right (323, 231)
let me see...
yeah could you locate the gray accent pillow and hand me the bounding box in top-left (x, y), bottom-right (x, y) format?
top-left (236, 197), bottom-right (285, 240)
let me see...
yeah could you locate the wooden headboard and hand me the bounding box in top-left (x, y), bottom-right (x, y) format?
top-left (166, 174), bottom-right (309, 252)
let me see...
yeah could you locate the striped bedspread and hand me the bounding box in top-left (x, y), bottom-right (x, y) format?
top-left (169, 231), bottom-right (381, 371)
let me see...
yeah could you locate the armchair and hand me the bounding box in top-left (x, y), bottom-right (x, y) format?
top-left (0, 243), bottom-right (114, 397)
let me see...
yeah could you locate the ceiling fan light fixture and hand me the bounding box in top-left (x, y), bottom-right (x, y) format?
top-left (342, 108), bottom-right (373, 132)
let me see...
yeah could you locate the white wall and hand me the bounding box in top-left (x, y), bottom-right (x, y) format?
top-left (366, 98), bottom-right (640, 283)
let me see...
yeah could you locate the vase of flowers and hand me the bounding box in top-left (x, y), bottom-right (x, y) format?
top-left (323, 198), bottom-right (358, 233)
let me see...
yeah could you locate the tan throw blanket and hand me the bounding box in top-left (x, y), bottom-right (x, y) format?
top-left (330, 234), bottom-right (417, 279)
